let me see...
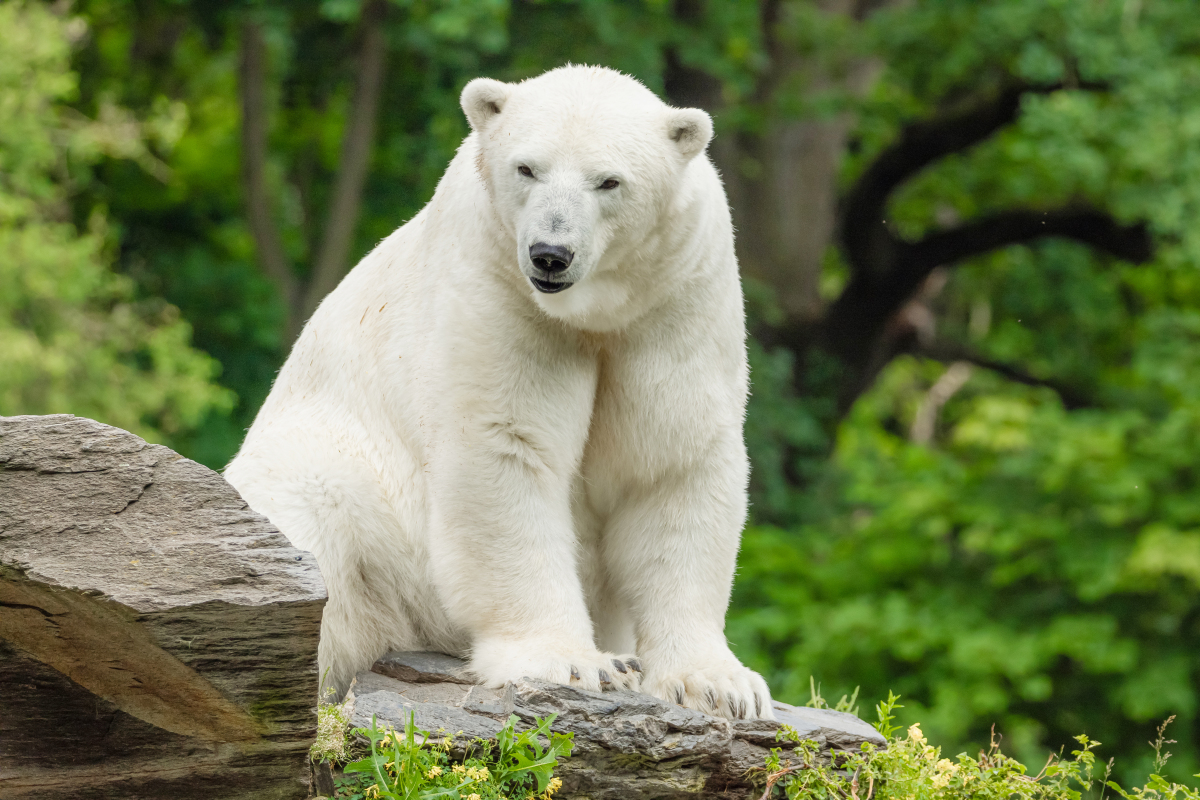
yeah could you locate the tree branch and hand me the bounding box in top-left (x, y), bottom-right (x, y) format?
top-left (238, 20), bottom-right (299, 338)
top-left (819, 203), bottom-right (1151, 416)
top-left (884, 207), bottom-right (1153, 311)
top-left (301, 0), bottom-right (388, 324)
top-left (839, 80), bottom-right (1097, 275)
top-left (905, 207), bottom-right (1152, 269)
top-left (918, 340), bottom-right (1094, 410)
top-left (822, 204), bottom-right (1152, 386)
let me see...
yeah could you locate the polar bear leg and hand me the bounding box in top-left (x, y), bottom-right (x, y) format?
top-left (575, 491), bottom-right (637, 655)
top-left (425, 438), bottom-right (641, 693)
top-left (227, 436), bottom-right (427, 699)
top-left (429, 452), bottom-right (642, 694)
top-left (313, 506), bottom-right (426, 698)
top-left (424, 321), bottom-right (641, 694)
top-left (602, 450), bottom-right (774, 720)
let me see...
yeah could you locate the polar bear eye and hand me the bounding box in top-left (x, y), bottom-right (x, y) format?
top-left (599, 178), bottom-right (620, 190)
top-left (518, 165), bottom-right (534, 178)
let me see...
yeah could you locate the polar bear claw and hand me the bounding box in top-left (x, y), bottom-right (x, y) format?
top-left (468, 639), bottom-right (641, 693)
top-left (643, 659), bottom-right (775, 720)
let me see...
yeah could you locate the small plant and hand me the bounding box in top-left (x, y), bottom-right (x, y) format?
top-left (872, 690), bottom-right (904, 740)
top-left (333, 711), bottom-right (573, 800)
top-left (758, 694), bottom-right (1200, 800)
top-left (311, 699), bottom-right (354, 765)
top-left (805, 676), bottom-right (860, 715)
top-left (312, 672), bottom-right (356, 766)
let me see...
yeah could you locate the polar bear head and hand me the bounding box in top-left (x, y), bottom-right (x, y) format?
top-left (460, 65), bottom-right (714, 330)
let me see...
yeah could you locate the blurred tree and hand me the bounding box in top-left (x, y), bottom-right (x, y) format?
top-left (238, 0), bottom-right (386, 345)
top-left (662, 1), bottom-right (1158, 500)
top-left (666, 0), bottom-right (888, 323)
top-left (0, 0), bottom-right (231, 442)
top-left (70, 0), bottom-right (509, 464)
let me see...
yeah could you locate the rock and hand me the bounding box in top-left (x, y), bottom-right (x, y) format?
top-left (347, 652), bottom-right (886, 799)
top-left (0, 415), bottom-right (327, 800)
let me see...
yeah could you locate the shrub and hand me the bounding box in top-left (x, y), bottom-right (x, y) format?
top-left (762, 693), bottom-right (1200, 800)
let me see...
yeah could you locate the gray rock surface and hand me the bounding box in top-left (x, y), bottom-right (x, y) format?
top-left (348, 652), bottom-right (885, 799)
top-left (0, 415), bottom-right (327, 800)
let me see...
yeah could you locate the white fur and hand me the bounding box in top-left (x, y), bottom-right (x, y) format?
top-left (225, 65), bottom-right (773, 720)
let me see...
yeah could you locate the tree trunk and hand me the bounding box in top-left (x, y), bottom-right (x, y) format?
top-left (239, 19), bottom-right (300, 342)
top-left (666, 0), bottom-right (885, 323)
top-left (732, 116), bottom-right (852, 321)
top-left (239, 1), bottom-right (389, 351)
top-left (301, 0), bottom-right (389, 324)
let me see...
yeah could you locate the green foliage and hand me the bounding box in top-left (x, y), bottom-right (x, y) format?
top-left (0, 1), bottom-right (231, 443)
top-left (335, 712), bottom-right (573, 800)
top-left (873, 691), bottom-right (904, 742)
top-left (762, 705), bottom-right (1199, 800)
top-left (732, 343), bottom-right (1200, 783)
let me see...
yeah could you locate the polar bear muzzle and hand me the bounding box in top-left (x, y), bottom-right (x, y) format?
top-left (529, 242), bottom-right (575, 293)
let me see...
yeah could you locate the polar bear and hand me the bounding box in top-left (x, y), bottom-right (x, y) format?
top-left (225, 65), bottom-right (773, 719)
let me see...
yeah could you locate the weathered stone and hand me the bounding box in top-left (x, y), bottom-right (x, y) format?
top-left (0, 414), bottom-right (327, 800)
top-left (373, 650), bottom-right (475, 685)
top-left (347, 652), bottom-right (885, 799)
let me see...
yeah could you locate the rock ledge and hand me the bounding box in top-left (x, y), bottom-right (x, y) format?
top-left (1, 414), bottom-right (325, 800)
top-left (345, 652), bottom-right (885, 799)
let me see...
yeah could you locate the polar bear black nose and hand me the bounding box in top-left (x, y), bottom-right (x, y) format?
top-left (530, 243), bottom-right (574, 274)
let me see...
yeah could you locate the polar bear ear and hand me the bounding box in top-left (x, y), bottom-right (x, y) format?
top-left (666, 107), bottom-right (713, 161)
top-left (461, 78), bottom-right (510, 132)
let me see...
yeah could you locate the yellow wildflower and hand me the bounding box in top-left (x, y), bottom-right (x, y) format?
top-left (452, 764), bottom-right (467, 775)
top-left (541, 775), bottom-right (565, 799)
top-left (907, 724), bottom-right (926, 745)
top-left (466, 794), bottom-right (481, 800)
top-left (426, 766), bottom-right (443, 778)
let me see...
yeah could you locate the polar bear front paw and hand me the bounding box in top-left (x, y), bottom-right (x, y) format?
top-left (469, 641), bottom-right (642, 693)
top-left (643, 660), bottom-right (774, 720)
